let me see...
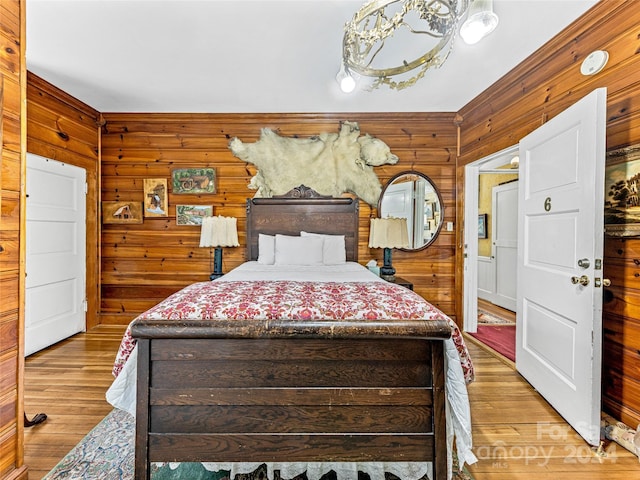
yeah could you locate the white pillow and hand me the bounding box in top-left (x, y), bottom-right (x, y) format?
top-left (274, 234), bottom-right (324, 265)
top-left (257, 234), bottom-right (275, 265)
top-left (301, 231), bottom-right (347, 265)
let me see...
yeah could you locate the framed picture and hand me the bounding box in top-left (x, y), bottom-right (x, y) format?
top-left (605, 145), bottom-right (640, 237)
top-left (176, 205), bottom-right (213, 226)
top-left (172, 168), bottom-right (216, 194)
top-left (102, 201), bottom-right (143, 224)
top-left (143, 178), bottom-right (168, 217)
top-left (478, 213), bottom-right (488, 239)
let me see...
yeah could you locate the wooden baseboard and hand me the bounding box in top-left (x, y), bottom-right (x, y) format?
top-left (98, 313), bottom-right (137, 325)
top-left (1, 466), bottom-right (28, 480)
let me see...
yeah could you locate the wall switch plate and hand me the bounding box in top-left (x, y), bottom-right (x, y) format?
top-left (446, 221), bottom-right (454, 231)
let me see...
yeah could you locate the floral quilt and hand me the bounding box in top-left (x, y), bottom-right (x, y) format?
top-left (112, 280), bottom-right (474, 383)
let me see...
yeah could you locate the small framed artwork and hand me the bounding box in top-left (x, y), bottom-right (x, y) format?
top-left (172, 168), bottom-right (216, 194)
top-left (143, 178), bottom-right (168, 217)
top-left (478, 213), bottom-right (488, 239)
top-left (176, 205), bottom-right (213, 226)
top-left (604, 145), bottom-right (640, 237)
top-left (102, 201), bottom-right (143, 224)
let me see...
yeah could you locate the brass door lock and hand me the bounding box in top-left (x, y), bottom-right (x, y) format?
top-left (571, 275), bottom-right (590, 286)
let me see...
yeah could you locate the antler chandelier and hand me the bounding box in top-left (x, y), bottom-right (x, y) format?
top-left (340, 0), bottom-right (497, 91)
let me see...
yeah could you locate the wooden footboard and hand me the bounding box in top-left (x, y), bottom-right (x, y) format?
top-left (132, 319), bottom-right (450, 480)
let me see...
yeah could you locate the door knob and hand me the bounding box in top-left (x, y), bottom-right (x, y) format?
top-left (602, 278), bottom-right (611, 287)
top-left (571, 275), bottom-right (590, 286)
top-left (577, 258), bottom-right (590, 269)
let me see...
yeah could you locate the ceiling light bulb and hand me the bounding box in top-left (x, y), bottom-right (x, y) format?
top-left (340, 74), bottom-right (356, 93)
top-left (336, 63), bottom-right (356, 93)
top-left (460, 0), bottom-right (499, 45)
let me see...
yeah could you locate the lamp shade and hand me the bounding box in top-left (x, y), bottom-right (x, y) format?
top-left (199, 216), bottom-right (239, 248)
top-left (369, 217), bottom-right (409, 249)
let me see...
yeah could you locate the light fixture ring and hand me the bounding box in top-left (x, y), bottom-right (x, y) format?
top-left (342, 0), bottom-right (470, 90)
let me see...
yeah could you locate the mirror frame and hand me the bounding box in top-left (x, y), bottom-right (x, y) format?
top-left (377, 170), bottom-right (445, 252)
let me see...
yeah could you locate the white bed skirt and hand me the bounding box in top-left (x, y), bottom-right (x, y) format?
top-left (153, 461), bottom-right (433, 480)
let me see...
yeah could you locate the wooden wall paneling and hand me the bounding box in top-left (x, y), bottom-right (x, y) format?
top-left (0, 0), bottom-right (27, 477)
top-left (100, 113), bottom-right (458, 325)
top-left (607, 86), bottom-right (640, 149)
top-left (0, 151), bottom-right (20, 192)
top-left (0, 273), bottom-right (19, 322)
top-left (0, 0), bottom-right (20, 38)
top-left (602, 308), bottom-right (640, 426)
top-left (459, 3), bottom-right (640, 161)
top-left (605, 237), bottom-right (640, 260)
top-left (0, 231), bottom-right (18, 272)
top-left (602, 286), bottom-right (640, 323)
top-left (0, 76), bottom-right (19, 123)
top-left (602, 368), bottom-right (640, 430)
top-left (0, 86), bottom-right (20, 154)
top-left (26, 72), bottom-right (101, 330)
top-left (455, 1), bottom-right (640, 427)
top-left (603, 312), bottom-right (640, 372)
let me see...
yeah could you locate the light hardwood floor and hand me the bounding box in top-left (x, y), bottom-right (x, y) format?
top-left (477, 298), bottom-right (515, 323)
top-left (23, 326), bottom-right (640, 479)
top-left (23, 325), bottom-right (127, 479)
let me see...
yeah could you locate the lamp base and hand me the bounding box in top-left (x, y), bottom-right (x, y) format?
top-left (380, 269), bottom-right (396, 282)
top-left (209, 247), bottom-right (224, 281)
top-left (380, 247), bottom-right (396, 281)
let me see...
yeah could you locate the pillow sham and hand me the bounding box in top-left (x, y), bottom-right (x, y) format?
top-left (257, 234), bottom-right (275, 265)
top-left (274, 234), bottom-right (324, 265)
top-left (301, 231), bottom-right (346, 265)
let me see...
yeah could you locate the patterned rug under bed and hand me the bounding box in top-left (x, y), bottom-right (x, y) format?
top-left (42, 408), bottom-right (473, 480)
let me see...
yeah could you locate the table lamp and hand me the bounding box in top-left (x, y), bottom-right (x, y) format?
top-left (368, 217), bottom-right (409, 281)
top-left (199, 215), bottom-right (239, 280)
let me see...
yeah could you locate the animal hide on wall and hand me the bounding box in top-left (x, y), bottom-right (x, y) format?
top-left (228, 121), bottom-right (398, 207)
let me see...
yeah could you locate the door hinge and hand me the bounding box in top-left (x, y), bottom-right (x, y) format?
top-left (85, 182), bottom-right (88, 195)
top-left (83, 298), bottom-right (88, 312)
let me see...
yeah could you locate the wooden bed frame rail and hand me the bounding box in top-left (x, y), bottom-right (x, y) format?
top-left (133, 318), bottom-right (451, 480)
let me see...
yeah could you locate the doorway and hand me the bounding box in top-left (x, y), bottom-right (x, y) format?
top-left (464, 147), bottom-right (519, 360)
top-left (463, 145), bottom-right (519, 335)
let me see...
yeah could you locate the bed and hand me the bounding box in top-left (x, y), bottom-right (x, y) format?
top-left (107, 188), bottom-right (475, 480)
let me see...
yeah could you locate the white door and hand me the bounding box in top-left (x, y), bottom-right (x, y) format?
top-left (25, 153), bottom-right (86, 356)
top-left (492, 181), bottom-right (518, 311)
top-left (516, 88), bottom-right (606, 445)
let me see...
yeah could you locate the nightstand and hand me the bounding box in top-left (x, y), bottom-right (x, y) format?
top-left (386, 276), bottom-right (413, 291)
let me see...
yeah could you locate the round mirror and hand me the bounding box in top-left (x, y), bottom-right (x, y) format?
top-left (378, 171), bottom-right (444, 251)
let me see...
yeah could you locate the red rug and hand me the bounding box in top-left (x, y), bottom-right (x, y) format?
top-left (469, 324), bottom-right (516, 361)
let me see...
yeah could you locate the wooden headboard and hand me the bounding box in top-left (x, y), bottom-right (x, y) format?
top-left (245, 186), bottom-right (360, 262)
